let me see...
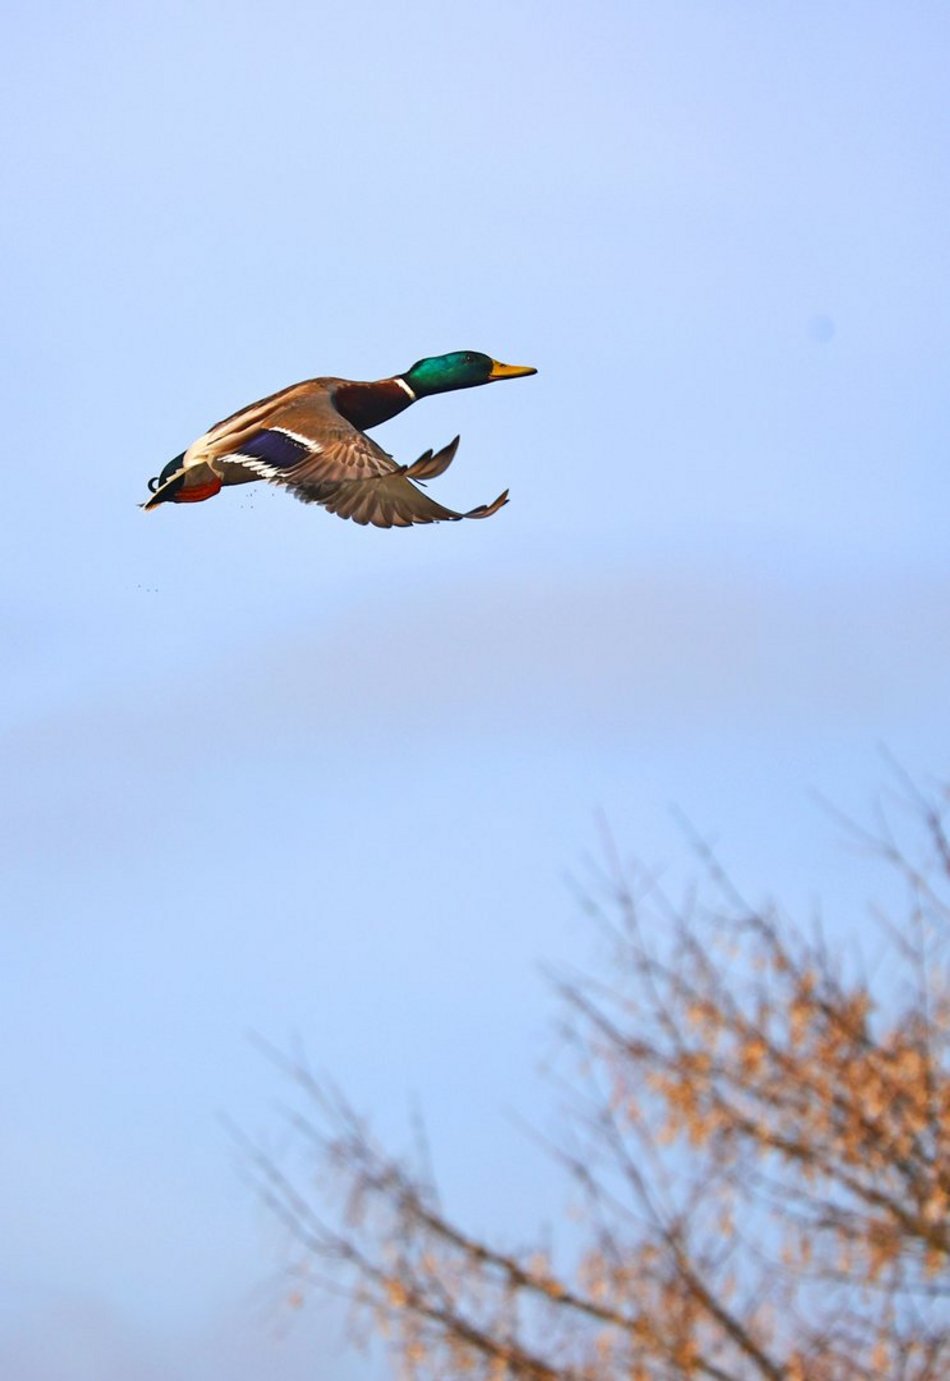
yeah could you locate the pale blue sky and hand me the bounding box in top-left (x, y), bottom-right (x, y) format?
top-left (2, 2), bottom-right (949, 1376)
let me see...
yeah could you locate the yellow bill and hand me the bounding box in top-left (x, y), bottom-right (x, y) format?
top-left (488, 359), bottom-right (538, 381)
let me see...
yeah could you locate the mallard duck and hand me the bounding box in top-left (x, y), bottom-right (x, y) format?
top-left (143, 351), bottom-right (536, 527)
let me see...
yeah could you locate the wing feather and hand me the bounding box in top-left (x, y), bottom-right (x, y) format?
top-left (301, 472), bottom-right (509, 527)
top-left (404, 436), bottom-right (460, 480)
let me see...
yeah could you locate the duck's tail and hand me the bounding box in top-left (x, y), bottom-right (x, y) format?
top-left (141, 462), bottom-right (222, 510)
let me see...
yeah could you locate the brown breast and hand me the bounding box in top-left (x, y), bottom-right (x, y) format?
top-left (332, 378), bottom-right (415, 432)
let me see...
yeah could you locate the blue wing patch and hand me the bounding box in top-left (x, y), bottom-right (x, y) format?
top-left (234, 429), bottom-right (312, 470)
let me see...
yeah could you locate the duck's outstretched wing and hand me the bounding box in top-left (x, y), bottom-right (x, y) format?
top-left (303, 470), bottom-right (509, 527)
top-left (218, 397), bottom-right (508, 527)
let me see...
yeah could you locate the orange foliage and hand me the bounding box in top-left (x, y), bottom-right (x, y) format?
top-left (240, 782), bottom-right (950, 1379)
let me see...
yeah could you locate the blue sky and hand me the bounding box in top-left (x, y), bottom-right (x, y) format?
top-left (2, 2), bottom-right (949, 1376)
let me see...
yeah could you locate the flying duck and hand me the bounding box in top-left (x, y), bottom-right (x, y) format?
top-left (143, 351), bottom-right (536, 527)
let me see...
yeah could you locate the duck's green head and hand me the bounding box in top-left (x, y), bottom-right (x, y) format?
top-left (401, 350), bottom-right (536, 399)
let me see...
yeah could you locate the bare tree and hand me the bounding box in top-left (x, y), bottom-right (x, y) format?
top-left (236, 781), bottom-right (950, 1379)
